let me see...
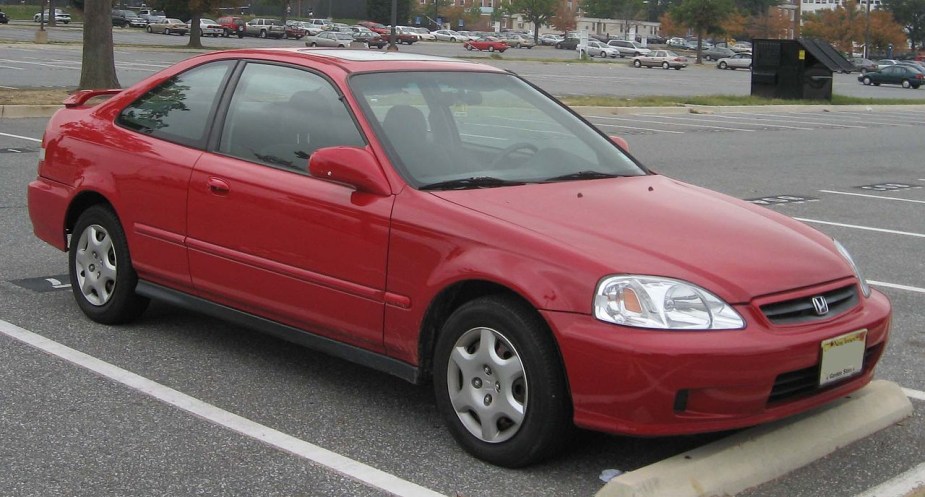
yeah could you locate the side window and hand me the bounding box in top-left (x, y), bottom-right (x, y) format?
top-left (217, 63), bottom-right (365, 170)
top-left (117, 61), bottom-right (233, 149)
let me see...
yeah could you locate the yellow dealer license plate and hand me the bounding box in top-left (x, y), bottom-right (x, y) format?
top-left (819, 329), bottom-right (867, 387)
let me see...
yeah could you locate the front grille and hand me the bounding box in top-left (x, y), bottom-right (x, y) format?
top-left (767, 343), bottom-right (883, 405)
top-left (760, 285), bottom-right (858, 325)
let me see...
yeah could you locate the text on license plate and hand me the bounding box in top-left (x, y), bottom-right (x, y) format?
top-left (819, 329), bottom-right (867, 387)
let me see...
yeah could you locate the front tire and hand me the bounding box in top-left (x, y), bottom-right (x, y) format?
top-left (662, 61), bottom-right (670, 69)
top-left (902, 79), bottom-right (911, 88)
top-left (719, 61), bottom-right (728, 69)
top-left (863, 76), bottom-right (872, 85)
top-left (69, 206), bottom-right (149, 325)
top-left (433, 295), bottom-right (572, 468)
top-left (633, 59), bottom-right (642, 68)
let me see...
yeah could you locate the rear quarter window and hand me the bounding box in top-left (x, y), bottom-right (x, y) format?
top-left (116, 61), bottom-right (234, 149)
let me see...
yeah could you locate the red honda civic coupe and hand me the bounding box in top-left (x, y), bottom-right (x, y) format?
top-left (28, 49), bottom-right (891, 467)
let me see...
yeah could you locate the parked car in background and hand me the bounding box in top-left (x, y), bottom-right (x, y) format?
top-left (34, 9), bottom-right (71, 23)
top-left (501, 33), bottom-right (535, 49)
top-left (632, 50), bottom-right (689, 69)
top-left (703, 46), bottom-right (735, 61)
top-left (584, 40), bottom-right (618, 58)
top-left (218, 16), bottom-right (246, 37)
top-left (731, 42), bottom-right (752, 53)
top-left (307, 18), bottom-right (334, 31)
top-left (433, 29), bottom-right (466, 42)
top-left (137, 9), bottom-right (164, 24)
top-left (358, 20), bottom-right (389, 35)
top-left (539, 34), bottom-right (563, 46)
top-left (849, 57), bottom-right (878, 74)
top-left (28, 48), bottom-right (891, 470)
top-left (244, 18), bottom-right (286, 39)
top-left (876, 59), bottom-right (898, 70)
top-left (0, 10), bottom-right (8, 24)
top-left (191, 18), bottom-right (223, 37)
top-left (717, 52), bottom-right (752, 70)
top-left (146, 17), bottom-right (189, 35)
top-left (607, 39), bottom-right (652, 57)
top-left (285, 21), bottom-right (306, 39)
top-left (555, 36), bottom-right (580, 50)
top-left (304, 31), bottom-right (356, 47)
top-left (897, 60), bottom-right (925, 74)
top-left (667, 37), bottom-right (687, 48)
top-left (111, 9), bottom-right (139, 28)
top-left (858, 65), bottom-right (923, 88)
top-left (412, 27), bottom-right (436, 41)
top-left (463, 36), bottom-right (510, 52)
top-left (349, 26), bottom-right (387, 48)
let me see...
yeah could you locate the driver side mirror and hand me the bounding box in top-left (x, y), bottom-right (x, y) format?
top-left (308, 146), bottom-right (391, 196)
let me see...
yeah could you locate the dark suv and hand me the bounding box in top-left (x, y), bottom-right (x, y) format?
top-left (111, 9), bottom-right (141, 28)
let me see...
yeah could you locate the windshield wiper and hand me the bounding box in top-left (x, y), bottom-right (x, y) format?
top-left (542, 171), bottom-right (623, 182)
top-left (419, 176), bottom-right (527, 191)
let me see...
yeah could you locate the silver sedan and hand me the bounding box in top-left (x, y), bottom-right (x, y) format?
top-left (304, 31), bottom-right (356, 47)
top-left (716, 53), bottom-right (752, 70)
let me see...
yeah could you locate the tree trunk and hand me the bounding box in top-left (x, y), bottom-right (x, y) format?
top-left (78, 0), bottom-right (120, 90)
top-left (188, 13), bottom-right (203, 49)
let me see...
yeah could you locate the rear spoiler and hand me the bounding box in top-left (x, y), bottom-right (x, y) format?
top-left (63, 89), bottom-right (122, 108)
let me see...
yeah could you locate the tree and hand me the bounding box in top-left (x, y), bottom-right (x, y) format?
top-left (883, 0), bottom-right (925, 49)
top-left (742, 7), bottom-right (791, 40)
top-left (801, 2), bottom-right (864, 53)
top-left (868, 10), bottom-right (910, 52)
top-left (368, 0), bottom-right (413, 25)
top-left (549, 1), bottom-right (578, 34)
top-left (78, 0), bottom-right (120, 89)
top-left (670, 0), bottom-right (735, 62)
top-left (658, 11), bottom-right (686, 37)
top-left (507, 0), bottom-right (559, 42)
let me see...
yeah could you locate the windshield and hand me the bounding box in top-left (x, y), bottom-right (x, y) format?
top-left (349, 71), bottom-right (645, 189)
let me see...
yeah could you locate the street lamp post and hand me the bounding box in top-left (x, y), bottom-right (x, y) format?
top-left (864, 0), bottom-right (871, 58)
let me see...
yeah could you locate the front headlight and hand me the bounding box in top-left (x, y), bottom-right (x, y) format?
top-left (594, 276), bottom-right (745, 330)
top-left (834, 240), bottom-right (871, 298)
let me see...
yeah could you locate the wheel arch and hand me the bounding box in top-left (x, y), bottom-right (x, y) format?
top-left (65, 191), bottom-right (117, 245)
top-left (417, 279), bottom-right (571, 399)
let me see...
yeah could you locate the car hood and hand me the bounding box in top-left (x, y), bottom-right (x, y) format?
top-left (431, 175), bottom-right (851, 303)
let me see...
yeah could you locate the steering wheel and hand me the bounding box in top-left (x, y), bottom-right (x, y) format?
top-left (489, 142), bottom-right (539, 169)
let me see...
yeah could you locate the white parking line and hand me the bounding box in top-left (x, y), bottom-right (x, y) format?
top-left (710, 114), bottom-right (814, 130)
top-left (594, 122), bottom-right (685, 134)
top-left (747, 112), bottom-right (867, 128)
top-left (635, 115), bottom-right (757, 132)
top-left (853, 462), bottom-right (925, 497)
top-left (819, 190), bottom-right (925, 204)
top-left (593, 115), bottom-right (754, 132)
top-left (0, 132), bottom-right (43, 143)
top-left (903, 388), bottom-right (925, 401)
top-left (0, 319), bottom-right (444, 497)
top-left (794, 218), bottom-right (925, 238)
top-left (869, 281), bottom-right (925, 294)
top-left (646, 114), bottom-right (795, 131)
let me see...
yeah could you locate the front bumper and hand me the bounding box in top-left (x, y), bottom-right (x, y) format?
top-left (544, 287), bottom-right (891, 436)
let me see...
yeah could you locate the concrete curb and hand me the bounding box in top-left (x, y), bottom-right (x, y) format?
top-left (0, 104), bottom-right (62, 118)
top-left (596, 380), bottom-right (914, 497)
top-left (574, 103), bottom-right (925, 117)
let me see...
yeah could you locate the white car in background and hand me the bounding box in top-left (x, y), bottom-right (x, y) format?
top-left (585, 40), bottom-right (619, 58)
top-left (433, 29), bottom-right (466, 42)
top-left (191, 18), bottom-right (223, 37)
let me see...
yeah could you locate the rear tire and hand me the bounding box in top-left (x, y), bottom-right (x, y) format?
top-left (69, 206), bottom-right (149, 325)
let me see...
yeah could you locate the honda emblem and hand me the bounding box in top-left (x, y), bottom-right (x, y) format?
top-left (812, 296), bottom-right (829, 315)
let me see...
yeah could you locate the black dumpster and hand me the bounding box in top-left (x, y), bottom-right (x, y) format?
top-left (751, 38), bottom-right (854, 100)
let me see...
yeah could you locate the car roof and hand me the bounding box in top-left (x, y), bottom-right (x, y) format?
top-left (190, 48), bottom-right (505, 75)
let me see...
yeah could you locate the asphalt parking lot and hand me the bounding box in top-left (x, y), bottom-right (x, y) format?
top-left (1, 31), bottom-right (923, 497)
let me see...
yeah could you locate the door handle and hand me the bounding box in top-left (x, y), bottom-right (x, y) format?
top-left (207, 177), bottom-right (230, 195)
